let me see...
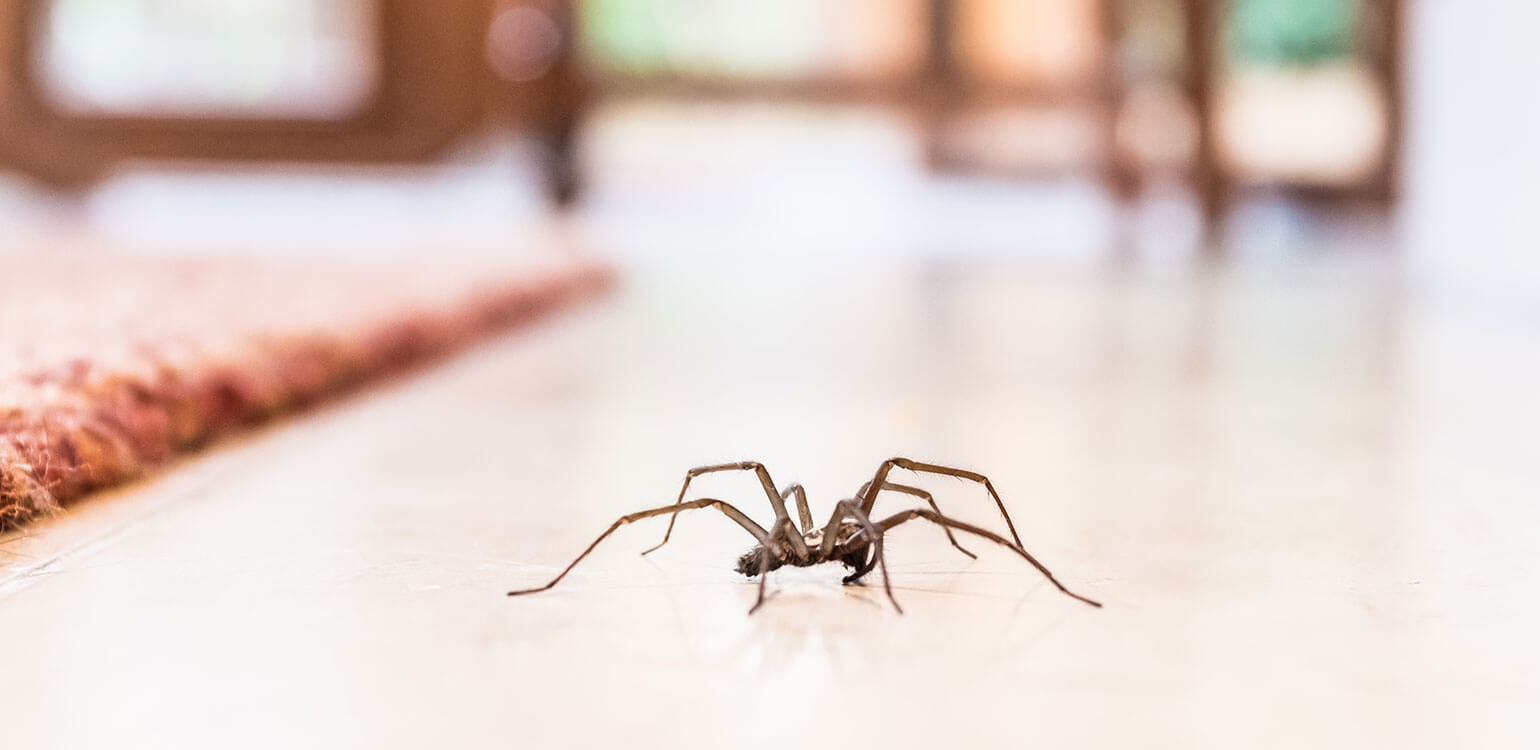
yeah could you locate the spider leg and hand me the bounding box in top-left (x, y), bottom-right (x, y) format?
top-left (859, 458), bottom-right (1026, 549)
top-left (748, 518), bottom-right (794, 615)
top-left (781, 483), bottom-right (814, 532)
top-left (642, 462), bottom-right (808, 560)
top-left (508, 498), bottom-right (769, 596)
top-left (821, 500), bottom-right (902, 614)
top-left (876, 508), bottom-right (1102, 608)
top-left (857, 480), bottom-right (977, 559)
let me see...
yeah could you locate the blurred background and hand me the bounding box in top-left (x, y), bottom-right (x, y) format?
top-left (4, 5), bottom-right (1539, 746)
top-left (0, 0), bottom-right (1529, 303)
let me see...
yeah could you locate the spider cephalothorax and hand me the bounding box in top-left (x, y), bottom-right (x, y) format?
top-left (508, 458), bottom-right (1102, 614)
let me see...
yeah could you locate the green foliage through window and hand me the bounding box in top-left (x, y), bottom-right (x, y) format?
top-left (1229, 0), bottom-right (1360, 66)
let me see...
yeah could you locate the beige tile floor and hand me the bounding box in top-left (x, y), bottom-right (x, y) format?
top-left (2, 252), bottom-right (1538, 749)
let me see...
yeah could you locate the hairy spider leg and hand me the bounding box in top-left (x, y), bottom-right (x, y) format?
top-left (818, 500), bottom-right (902, 614)
top-left (859, 458), bottom-right (1026, 549)
top-left (856, 480), bottom-right (977, 559)
top-left (507, 498), bottom-right (769, 596)
top-left (780, 483), bottom-right (814, 532)
top-left (642, 462), bottom-right (809, 560)
top-left (748, 518), bottom-right (794, 615)
top-left (875, 508), bottom-right (1102, 608)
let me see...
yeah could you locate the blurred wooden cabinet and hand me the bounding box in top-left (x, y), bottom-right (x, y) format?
top-left (0, 0), bottom-right (585, 202)
top-left (1, 0), bottom-right (1401, 216)
top-left (1183, 0), bottom-right (1402, 214)
top-left (578, 0), bottom-right (1401, 218)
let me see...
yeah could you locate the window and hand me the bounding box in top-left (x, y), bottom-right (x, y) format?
top-left (35, 0), bottom-right (380, 119)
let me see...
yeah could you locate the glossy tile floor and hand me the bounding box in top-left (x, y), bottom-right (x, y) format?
top-left (3, 247), bottom-right (1538, 748)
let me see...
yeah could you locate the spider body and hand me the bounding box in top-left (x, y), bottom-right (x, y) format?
top-left (732, 521), bottom-right (872, 580)
top-left (508, 458), bottom-right (1101, 614)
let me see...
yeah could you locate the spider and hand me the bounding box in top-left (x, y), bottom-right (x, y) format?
top-left (507, 458), bottom-right (1102, 614)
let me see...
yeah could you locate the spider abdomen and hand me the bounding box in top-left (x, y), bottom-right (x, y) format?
top-left (734, 546), bottom-right (778, 578)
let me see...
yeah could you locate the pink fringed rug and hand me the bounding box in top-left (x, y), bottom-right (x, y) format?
top-left (0, 252), bottom-right (610, 529)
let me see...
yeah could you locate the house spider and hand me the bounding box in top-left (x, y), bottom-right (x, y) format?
top-left (507, 458), bottom-right (1102, 614)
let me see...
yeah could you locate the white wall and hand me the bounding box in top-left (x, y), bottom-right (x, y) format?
top-left (1402, 1), bottom-right (1540, 299)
